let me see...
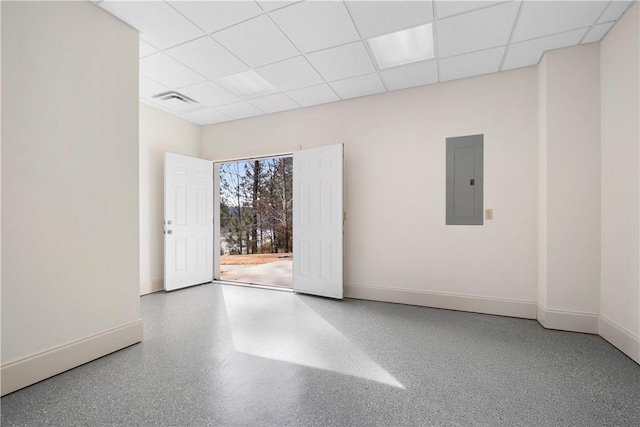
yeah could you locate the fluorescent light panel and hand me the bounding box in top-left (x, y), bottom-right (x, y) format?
top-left (368, 23), bottom-right (434, 69)
top-left (216, 70), bottom-right (276, 98)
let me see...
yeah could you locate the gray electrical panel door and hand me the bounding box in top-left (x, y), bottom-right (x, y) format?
top-left (446, 134), bottom-right (483, 225)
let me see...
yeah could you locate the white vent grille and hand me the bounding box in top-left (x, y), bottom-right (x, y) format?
top-left (152, 91), bottom-right (199, 113)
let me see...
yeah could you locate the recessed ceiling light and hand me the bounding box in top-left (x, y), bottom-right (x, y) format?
top-left (368, 23), bottom-right (435, 69)
top-left (216, 70), bottom-right (276, 98)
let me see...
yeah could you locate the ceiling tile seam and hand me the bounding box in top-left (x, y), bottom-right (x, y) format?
top-left (256, 0), bottom-right (304, 13)
top-left (161, 2), bottom-right (255, 70)
top-left (341, 0), bottom-right (389, 93)
top-left (436, 1), bottom-right (514, 22)
top-left (510, 25), bottom-right (601, 48)
top-left (498, 0), bottom-right (525, 72)
top-left (578, 0), bottom-right (613, 44)
top-left (432, 0), bottom-right (442, 83)
top-left (249, 91), bottom-right (303, 110)
top-left (260, 6), bottom-right (343, 102)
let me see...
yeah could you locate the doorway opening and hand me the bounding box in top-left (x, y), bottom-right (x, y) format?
top-left (214, 156), bottom-right (293, 288)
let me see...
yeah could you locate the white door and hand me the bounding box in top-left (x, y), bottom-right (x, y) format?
top-left (164, 152), bottom-right (213, 291)
top-left (293, 144), bottom-right (344, 299)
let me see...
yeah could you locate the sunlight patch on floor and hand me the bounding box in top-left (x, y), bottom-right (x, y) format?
top-left (221, 285), bottom-right (405, 389)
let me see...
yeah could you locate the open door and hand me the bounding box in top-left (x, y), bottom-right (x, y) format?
top-left (164, 152), bottom-right (213, 291)
top-left (293, 144), bottom-right (344, 299)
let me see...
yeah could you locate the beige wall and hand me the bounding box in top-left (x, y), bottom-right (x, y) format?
top-left (538, 43), bottom-right (601, 328)
top-left (600, 2), bottom-right (640, 361)
top-left (139, 103), bottom-right (200, 295)
top-left (201, 67), bottom-right (539, 311)
top-left (1, 1), bottom-right (142, 394)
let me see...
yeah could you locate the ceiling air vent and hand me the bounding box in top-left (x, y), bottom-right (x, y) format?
top-left (152, 90), bottom-right (199, 113)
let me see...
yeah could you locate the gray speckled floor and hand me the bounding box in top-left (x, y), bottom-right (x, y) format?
top-left (2, 284), bottom-right (639, 426)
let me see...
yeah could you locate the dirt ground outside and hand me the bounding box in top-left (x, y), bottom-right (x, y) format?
top-left (220, 253), bottom-right (292, 287)
top-left (220, 253), bottom-right (292, 265)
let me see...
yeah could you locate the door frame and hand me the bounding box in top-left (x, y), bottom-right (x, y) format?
top-left (212, 152), bottom-right (293, 284)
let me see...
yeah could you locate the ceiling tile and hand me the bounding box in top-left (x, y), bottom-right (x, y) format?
top-left (139, 40), bottom-right (157, 58)
top-left (270, 1), bottom-right (359, 53)
top-left (435, 1), bottom-right (507, 19)
top-left (503, 28), bottom-right (587, 71)
top-left (250, 93), bottom-right (300, 113)
top-left (513, 1), bottom-right (608, 43)
top-left (166, 37), bottom-right (249, 80)
top-left (140, 76), bottom-right (168, 99)
top-left (145, 97), bottom-right (199, 114)
top-left (180, 108), bottom-right (232, 126)
top-left (256, 56), bottom-right (324, 92)
top-left (439, 46), bottom-right (505, 82)
top-left (178, 81), bottom-right (240, 108)
top-left (141, 98), bottom-right (177, 116)
top-left (168, 1), bottom-right (263, 33)
top-left (347, 1), bottom-right (433, 38)
top-left (307, 42), bottom-right (375, 82)
top-left (330, 73), bottom-right (386, 100)
top-left (380, 60), bottom-right (438, 91)
top-left (216, 102), bottom-right (265, 120)
top-left (213, 15), bottom-right (299, 67)
top-left (286, 84), bottom-right (340, 107)
top-left (140, 53), bottom-right (206, 88)
top-left (99, 1), bottom-right (204, 49)
top-left (257, 1), bottom-right (300, 12)
top-left (581, 22), bottom-right (615, 44)
top-left (437, 2), bottom-right (519, 58)
top-left (598, 1), bottom-right (633, 23)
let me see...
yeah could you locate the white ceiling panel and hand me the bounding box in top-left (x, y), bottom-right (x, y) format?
top-left (437, 2), bottom-right (520, 57)
top-left (168, 1), bottom-right (263, 34)
top-left (216, 102), bottom-right (265, 120)
top-left (99, 1), bottom-right (204, 49)
top-left (139, 40), bottom-right (157, 58)
top-left (180, 108), bottom-right (232, 126)
top-left (440, 46), bottom-right (505, 82)
top-left (513, 1), bottom-right (608, 42)
top-left (166, 37), bottom-right (249, 80)
top-left (140, 76), bottom-right (168, 99)
top-left (347, 1), bottom-right (433, 38)
top-left (582, 21), bottom-right (615, 44)
top-left (256, 56), bottom-right (324, 92)
top-left (435, 1), bottom-right (507, 19)
top-left (141, 98), bottom-right (177, 116)
top-left (213, 15), bottom-right (299, 67)
top-left (381, 60), bottom-right (438, 91)
top-left (250, 93), bottom-right (300, 113)
top-left (257, 1), bottom-right (300, 12)
top-left (598, 1), bottom-right (633, 23)
top-left (307, 42), bottom-right (375, 82)
top-left (178, 81), bottom-right (240, 108)
top-left (286, 84), bottom-right (340, 107)
top-left (271, 1), bottom-right (359, 53)
top-left (140, 53), bottom-right (207, 88)
top-left (503, 28), bottom-right (587, 71)
top-left (330, 73), bottom-right (386, 100)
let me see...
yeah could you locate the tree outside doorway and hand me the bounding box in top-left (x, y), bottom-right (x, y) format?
top-left (218, 157), bottom-right (293, 287)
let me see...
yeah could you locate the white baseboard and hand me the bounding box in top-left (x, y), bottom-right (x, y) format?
top-left (344, 284), bottom-right (537, 319)
top-left (599, 316), bottom-right (640, 364)
top-left (536, 305), bottom-right (600, 334)
top-left (1, 319), bottom-right (143, 396)
top-left (140, 278), bottom-right (163, 295)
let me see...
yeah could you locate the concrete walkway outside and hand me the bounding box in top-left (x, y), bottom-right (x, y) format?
top-left (221, 260), bottom-right (292, 288)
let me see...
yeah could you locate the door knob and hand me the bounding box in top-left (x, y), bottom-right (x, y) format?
top-left (167, 220), bottom-right (172, 225)
top-left (167, 230), bottom-right (173, 235)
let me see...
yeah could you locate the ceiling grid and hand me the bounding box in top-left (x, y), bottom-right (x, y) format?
top-left (95, 0), bottom-right (634, 125)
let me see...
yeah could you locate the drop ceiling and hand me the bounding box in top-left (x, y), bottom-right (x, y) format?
top-left (94, 0), bottom-right (634, 126)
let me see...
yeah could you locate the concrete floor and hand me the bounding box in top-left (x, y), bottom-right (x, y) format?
top-left (1, 283), bottom-right (639, 426)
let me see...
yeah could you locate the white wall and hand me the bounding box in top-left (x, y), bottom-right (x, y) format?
top-left (538, 43), bottom-right (601, 332)
top-left (1, 1), bottom-right (142, 394)
top-left (202, 67), bottom-right (539, 317)
top-left (600, 2), bottom-right (640, 363)
top-left (139, 103), bottom-right (200, 295)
